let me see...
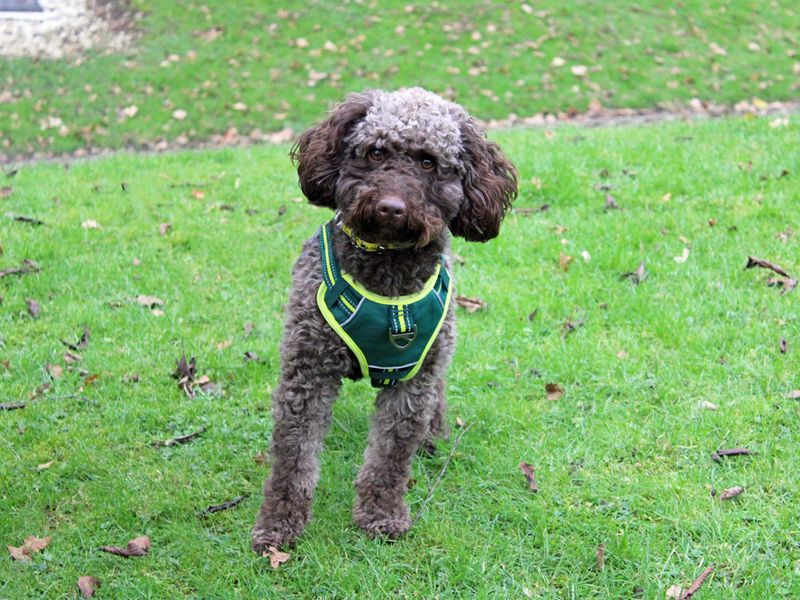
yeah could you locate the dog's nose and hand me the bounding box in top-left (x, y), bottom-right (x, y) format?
top-left (376, 196), bottom-right (407, 222)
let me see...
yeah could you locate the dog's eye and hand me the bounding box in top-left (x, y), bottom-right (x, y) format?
top-left (368, 147), bottom-right (384, 162)
top-left (420, 154), bottom-right (436, 170)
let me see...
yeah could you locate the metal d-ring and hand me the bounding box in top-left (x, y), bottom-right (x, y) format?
top-left (388, 325), bottom-right (417, 350)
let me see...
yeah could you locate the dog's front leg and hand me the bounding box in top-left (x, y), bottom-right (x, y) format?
top-left (252, 372), bottom-right (340, 553)
top-left (353, 375), bottom-right (439, 538)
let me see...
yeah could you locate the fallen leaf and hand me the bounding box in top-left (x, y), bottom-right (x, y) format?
top-left (264, 546), bottom-right (291, 569)
top-left (8, 535), bottom-right (51, 561)
top-left (61, 326), bottom-right (90, 352)
top-left (570, 64), bottom-right (588, 76)
top-left (581, 250), bottom-right (591, 262)
top-left (100, 535), bottom-right (150, 557)
top-left (159, 222), bottom-right (172, 236)
top-left (0, 186), bottom-right (12, 198)
top-left (77, 576), bottom-right (101, 598)
top-left (26, 298), bottom-right (40, 318)
top-left (596, 543), bottom-right (605, 571)
top-left (559, 253), bottom-right (573, 272)
top-left (81, 220), bottom-right (100, 229)
top-left (604, 193), bottom-right (619, 210)
top-left (518, 462), bottom-right (538, 492)
top-left (665, 585), bottom-right (684, 599)
top-left (244, 351), bottom-right (261, 362)
top-left (788, 390), bottom-right (800, 399)
top-left (766, 277), bottom-right (798, 293)
top-left (545, 383), bottom-right (563, 400)
top-left (699, 400), bottom-right (718, 410)
top-left (620, 262), bottom-right (648, 285)
top-left (172, 109), bottom-right (187, 120)
top-left (674, 247), bottom-right (690, 263)
top-left (37, 460), bottom-right (54, 470)
top-left (253, 452), bottom-right (269, 465)
top-left (780, 337), bottom-right (787, 354)
top-left (136, 295), bottom-right (164, 308)
top-left (455, 295), bottom-right (487, 313)
top-left (191, 189), bottom-right (205, 199)
top-left (216, 340), bottom-right (232, 350)
top-left (745, 256), bottom-right (792, 278)
top-left (719, 486), bottom-right (744, 500)
top-left (680, 565), bottom-right (714, 599)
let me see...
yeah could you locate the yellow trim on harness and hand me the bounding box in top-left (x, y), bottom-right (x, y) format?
top-left (316, 283), bottom-right (370, 377)
top-left (339, 264), bottom-right (442, 305)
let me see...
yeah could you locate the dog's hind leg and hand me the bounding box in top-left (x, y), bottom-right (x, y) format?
top-left (252, 373), bottom-right (340, 553)
top-left (352, 374), bottom-right (439, 538)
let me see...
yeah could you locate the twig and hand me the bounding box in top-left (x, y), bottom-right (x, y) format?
top-left (680, 565), bottom-right (714, 599)
top-left (745, 256), bottom-right (792, 278)
top-left (152, 427), bottom-right (206, 448)
top-left (413, 423), bottom-right (472, 523)
top-left (710, 447), bottom-right (753, 462)
top-left (201, 494), bottom-right (248, 516)
top-left (1, 402), bottom-right (27, 410)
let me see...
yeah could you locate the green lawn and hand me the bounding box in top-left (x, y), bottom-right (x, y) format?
top-left (1, 0), bottom-right (799, 159)
top-left (1, 114), bottom-right (798, 598)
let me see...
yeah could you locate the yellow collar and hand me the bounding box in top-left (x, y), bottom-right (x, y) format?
top-left (337, 220), bottom-right (415, 252)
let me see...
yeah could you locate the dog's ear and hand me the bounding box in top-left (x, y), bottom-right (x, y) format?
top-left (450, 119), bottom-right (518, 242)
top-left (290, 92), bottom-right (374, 209)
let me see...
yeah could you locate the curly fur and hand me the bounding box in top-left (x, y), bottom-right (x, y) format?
top-left (253, 88), bottom-right (517, 553)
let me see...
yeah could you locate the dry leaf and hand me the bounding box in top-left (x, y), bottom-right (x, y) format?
top-left (191, 189), bottom-right (205, 199)
top-left (26, 298), bottom-right (40, 318)
top-left (665, 585), bottom-right (684, 599)
top-left (172, 109), bottom-right (187, 120)
top-left (81, 219), bottom-right (100, 229)
top-left (699, 400), bottom-right (718, 410)
top-left (253, 452), bottom-right (269, 465)
top-left (559, 253), bottom-right (574, 272)
top-left (595, 543), bottom-right (605, 571)
top-left (719, 486), bottom-right (743, 500)
top-left (8, 535), bottom-right (51, 561)
top-left (455, 295), bottom-right (487, 313)
top-left (570, 65), bottom-right (588, 76)
top-left (604, 193), bottom-right (619, 210)
top-left (620, 262), bottom-right (648, 285)
top-left (48, 364), bottom-right (63, 379)
top-left (77, 576), bottom-right (101, 598)
top-left (136, 295), bottom-right (164, 308)
top-left (545, 383), bottom-right (564, 400)
top-left (674, 247), bottom-right (690, 263)
top-left (216, 340), bottom-right (232, 350)
top-left (159, 222), bottom-right (172, 236)
top-left (100, 535), bottom-right (150, 557)
top-left (679, 565), bottom-right (714, 599)
top-left (37, 460), bottom-right (54, 470)
top-left (745, 256), bottom-right (792, 278)
top-left (788, 390), bottom-right (800, 399)
top-left (518, 462), bottom-right (538, 492)
top-left (264, 546), bottom-right (291, 569)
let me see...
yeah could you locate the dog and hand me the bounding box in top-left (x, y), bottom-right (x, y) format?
top-left (252, 88), bottom-right (517, 553)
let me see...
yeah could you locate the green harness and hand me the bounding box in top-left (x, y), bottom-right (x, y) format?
top-left (316, 220), bottom-right (453, 388)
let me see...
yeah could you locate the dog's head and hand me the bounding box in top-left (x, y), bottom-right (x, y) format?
top-left (291, 88), bottom-right (517, 247)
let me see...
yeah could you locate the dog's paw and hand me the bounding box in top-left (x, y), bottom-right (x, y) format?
top-left (353, 501), bottom-right (411, 540)
top-left (251, 524), bottom-right (296, 554)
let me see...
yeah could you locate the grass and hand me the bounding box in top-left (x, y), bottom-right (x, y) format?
top-left (1, 0), bottom-right (799, 159)
top-left (1, 113), bottom-right (798, 598)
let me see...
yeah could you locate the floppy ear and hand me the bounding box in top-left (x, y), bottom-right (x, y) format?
top-left (450, 119), bottom-right (518, 242)
top-left (289, 92), bottom-right (374, 208)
